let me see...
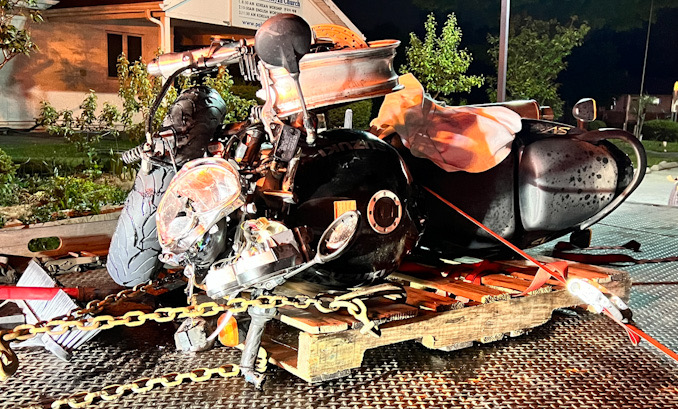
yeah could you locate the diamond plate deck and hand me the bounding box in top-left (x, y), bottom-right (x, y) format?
top-left (2, 202), bottom-right (678, 408)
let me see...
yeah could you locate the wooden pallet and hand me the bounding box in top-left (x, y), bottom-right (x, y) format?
top-left (261, 257), bottom-right (631, 383)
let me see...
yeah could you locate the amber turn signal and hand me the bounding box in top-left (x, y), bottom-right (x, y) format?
top-left (217, 313), bottom-right (239, 347)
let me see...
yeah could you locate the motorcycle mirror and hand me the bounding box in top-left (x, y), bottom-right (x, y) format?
top-left (254, 14), bottom-right (312, 75)
top-left (573, 98), bottom-right (597, 123)
top-left (316, 210), bottom-right (360, 263)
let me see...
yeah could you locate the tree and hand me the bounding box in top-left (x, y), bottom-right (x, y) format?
top-left (413, 0), bottom-right (678, 31)
top-left (0, 0), bottom-right (42, 70)
top-left (487, 16), bottom-right (590, 118)
top-left (400, 13), bottom-right (484, 101)
top-left (633, 94), bottom-right (659, 140)
top-left (38, 54), bottom-right (257, 159)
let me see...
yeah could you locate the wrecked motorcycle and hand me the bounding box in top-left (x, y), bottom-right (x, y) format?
top-left (107, 14), bottom-right (645, 386)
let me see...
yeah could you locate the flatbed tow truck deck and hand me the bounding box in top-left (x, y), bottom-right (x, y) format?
top-left (1, 201), bottom-right (677, 409)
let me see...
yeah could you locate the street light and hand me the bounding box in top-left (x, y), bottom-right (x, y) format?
top-left (497, 0), bottom-right (510, 102)
top-left (672, 81), bottom-right (678, 122)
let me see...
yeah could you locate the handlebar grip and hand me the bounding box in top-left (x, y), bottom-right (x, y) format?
top-left (121, 145), bottom-right (145, 164)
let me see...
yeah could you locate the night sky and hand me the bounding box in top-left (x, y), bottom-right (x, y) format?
top-left (334, 0), bottom-right (678, 110)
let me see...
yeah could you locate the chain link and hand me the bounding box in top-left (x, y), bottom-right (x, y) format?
top-left (75, 281), bottom-right (162, 318)
top-left (1, 291), bottom-right (376, 381)
top-left (25, 352), bottom-right (268, 408)
top-left (44, 364), bottom-right (241, 409)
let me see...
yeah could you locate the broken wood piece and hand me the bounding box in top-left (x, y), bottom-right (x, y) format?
top-left (390, 272), bottom-right (510, 303)
top-left (389, 287), bottom-right (463, 312)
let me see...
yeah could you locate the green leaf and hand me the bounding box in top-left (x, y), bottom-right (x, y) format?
top-left (401, 13), bottom-right (484, 101)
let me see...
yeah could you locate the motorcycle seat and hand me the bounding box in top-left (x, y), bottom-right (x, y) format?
top-left (467, 100), bottom-right (544, 120)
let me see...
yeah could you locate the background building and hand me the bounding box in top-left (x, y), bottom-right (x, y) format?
top-left (601, 94), bottom-right (673, 130)
top-left (0, 0), bottom-right (361, 127)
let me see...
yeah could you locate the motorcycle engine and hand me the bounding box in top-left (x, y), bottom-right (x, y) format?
top-left (204, 218), bottom-right (307, 299)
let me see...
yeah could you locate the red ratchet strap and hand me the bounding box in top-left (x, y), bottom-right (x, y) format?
top-left (463, 261), bottom-right (503, 285)
top-left (0, 285), bottom-right (80, 300)
top-left (554, 240), bottom-right (678, 265)
top-left (422, 186), bottom-right (568, 295)
top-left (423, 186), bottom-right (678, 364)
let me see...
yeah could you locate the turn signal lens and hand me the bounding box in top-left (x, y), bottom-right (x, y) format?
top-left (217, 313), bottom-right (239, 347)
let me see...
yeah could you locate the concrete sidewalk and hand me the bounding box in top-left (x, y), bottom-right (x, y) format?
top-left (628, 168), bottom-right (678, 206)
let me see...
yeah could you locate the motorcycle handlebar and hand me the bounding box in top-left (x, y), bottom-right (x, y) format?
top-left (147, 38), bottom-right (255, 78)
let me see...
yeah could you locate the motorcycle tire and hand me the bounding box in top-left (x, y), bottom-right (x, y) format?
top-left (107, 86), bottom-right (226, 287)
top-left (106, 165), bottom-right (175, 287)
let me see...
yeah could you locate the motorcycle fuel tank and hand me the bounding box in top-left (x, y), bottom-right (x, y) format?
top-left (394, 119), bottom-right (639, 259)
top-left (286, 129), bottom-right (416, 287)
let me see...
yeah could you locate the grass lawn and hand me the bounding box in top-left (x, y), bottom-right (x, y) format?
top-left (0, 132), bottom-right (138, 174)
top-left (612, 140), bottom-right (678, 168)
top-left (0, 132), bottom-right (135, 226)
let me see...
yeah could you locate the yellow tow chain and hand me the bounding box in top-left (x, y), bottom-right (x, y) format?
top-left (42, 363), bottom-right (243, 409)
top-left (46, 364), bottom-right (241, 409)
top-left (1, 291), bottom-right (376, 381)
top-left (22, 350), bottom-right (268, 409)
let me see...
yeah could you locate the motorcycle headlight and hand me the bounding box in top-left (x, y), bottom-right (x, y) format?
top-left (157, 158), bottom-right (244, 254)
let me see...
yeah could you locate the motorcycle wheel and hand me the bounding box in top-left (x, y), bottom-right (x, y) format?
top-left (106, 165), bottom-right (175, 287)
top-left (107, 86), bottom-right (226, 287)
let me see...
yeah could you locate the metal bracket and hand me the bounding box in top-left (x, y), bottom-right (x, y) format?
top-left (44, 256), bottom-right (101, 275)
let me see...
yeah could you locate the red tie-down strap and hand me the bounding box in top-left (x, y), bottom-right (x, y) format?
top-left (421, 187), bottom-right (568, 292)
top-left (458, 260), bottom-right (503, 284)
top-left (423, 186), bottom-right (678, 364)
top-left (553, 240), bottom-right (678, 265)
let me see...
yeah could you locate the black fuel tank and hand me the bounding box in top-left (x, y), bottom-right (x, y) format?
top-left (287, 129), bottom-right (416, 287)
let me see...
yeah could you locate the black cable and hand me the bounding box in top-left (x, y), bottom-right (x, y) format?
top-left (146, 68), bottom-right (188, 139)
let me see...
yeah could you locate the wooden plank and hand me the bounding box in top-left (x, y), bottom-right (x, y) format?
top-left (363, 297), bottom-right (420, 326)
top-left (279, 295), bottom-right (421, 335)
top-left (495, 258), bottom-right (612, 283)
top-left (0, 212), bottom-right (121, 258)
top-left (391, 272), bottom-right (510, 303)
top-left (442, 281), bottom-right (510, 303)
top-left (278, 306), bottom-right (355, 334)
top-left (261, 338), bottom-right (299, 368)
top-left (393, 287), bottom-right (463, 312)
top-left (479, 274), bottom-right (552, 295)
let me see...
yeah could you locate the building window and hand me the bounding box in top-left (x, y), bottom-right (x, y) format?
top-left (128, 36), bottom-right (142, 63)
top-left (107, 33), bottom-right (143, 78)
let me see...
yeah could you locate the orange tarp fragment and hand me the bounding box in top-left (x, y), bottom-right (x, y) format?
top-left (370, 73), bottom-right (522, 173)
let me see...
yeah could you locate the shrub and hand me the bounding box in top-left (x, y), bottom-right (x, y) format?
top-left (17, 175), bottom-right (128, 224)
top-left (588, 120), bottom-right (607, 131)
top-left (38, 91), bottom-right (122, 168)
top-left (326, 99), bottom-right (373, 130)
top-left (0, 147), bottom-right (18, 205)
top-left (642, 120), bottom-right (678, 142)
